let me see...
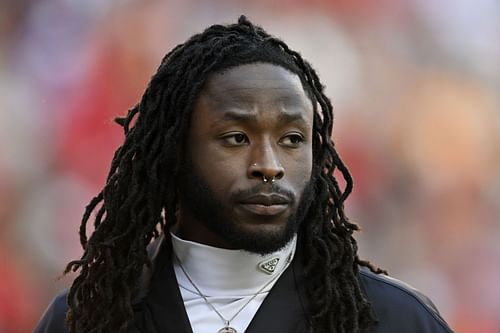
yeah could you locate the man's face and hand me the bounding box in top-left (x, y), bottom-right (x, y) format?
top-left (177, 63), bottom-right (314, 254)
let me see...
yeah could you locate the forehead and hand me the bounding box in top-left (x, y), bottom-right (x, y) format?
top-left (199, 63), bottom-right (313, 112)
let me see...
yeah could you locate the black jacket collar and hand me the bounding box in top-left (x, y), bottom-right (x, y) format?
top-left (133, 234), bottom-right (310, 333)
top-left (131, 234), bottom-right (452, 333)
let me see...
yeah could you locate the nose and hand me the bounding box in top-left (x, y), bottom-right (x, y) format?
top-left (248, 142), bottom-right (285, 182)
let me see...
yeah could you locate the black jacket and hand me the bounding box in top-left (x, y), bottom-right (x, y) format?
top-left (34, 236), bottom-right (453, 332)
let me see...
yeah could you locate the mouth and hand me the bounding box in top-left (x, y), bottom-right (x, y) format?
top-left (238, 193), bottom-right (291, 216)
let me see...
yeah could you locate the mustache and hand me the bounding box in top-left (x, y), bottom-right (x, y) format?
top-left (230, 184), bottom-right (296, 204)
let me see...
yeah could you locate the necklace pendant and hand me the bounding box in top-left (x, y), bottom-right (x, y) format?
top-left (218, 327), bottom-right (237, 333)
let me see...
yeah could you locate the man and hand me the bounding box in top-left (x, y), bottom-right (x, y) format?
top-left (35, 16), bottom-right (453, 333)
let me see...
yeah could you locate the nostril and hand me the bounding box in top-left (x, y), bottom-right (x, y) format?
top-left (251, 170), bottom-right (264, 179)
top-left (248, 162), bottom-right (285, 181)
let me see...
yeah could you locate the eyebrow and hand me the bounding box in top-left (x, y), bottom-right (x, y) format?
top-left (216, 110), bottom-right (308, 124)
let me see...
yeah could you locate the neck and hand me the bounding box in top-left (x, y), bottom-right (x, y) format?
top-left (171, 232), bottom-right (297, 293)
top-left (172, 211), bottom-right (236, 249)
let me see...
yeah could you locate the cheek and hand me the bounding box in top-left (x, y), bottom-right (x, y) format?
top-left (191, 146), bottom-right (246, 191)
top-left (285, 151), bottom-right (313, 190)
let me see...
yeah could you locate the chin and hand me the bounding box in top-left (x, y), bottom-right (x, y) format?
top-left (221, 218), bottom-right (296, 255)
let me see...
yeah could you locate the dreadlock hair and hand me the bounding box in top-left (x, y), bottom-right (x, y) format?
top-left (64, 15), bottom-right (386, 333)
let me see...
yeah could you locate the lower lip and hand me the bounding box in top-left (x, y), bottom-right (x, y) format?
top-left (238, 203), bottom-right (289, 216)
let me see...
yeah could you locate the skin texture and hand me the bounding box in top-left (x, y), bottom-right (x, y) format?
top-left (176, 63), bottom-right (314, 253)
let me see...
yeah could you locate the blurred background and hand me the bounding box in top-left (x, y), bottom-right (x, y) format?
top-left (0, 0), bottom-right (499, 332)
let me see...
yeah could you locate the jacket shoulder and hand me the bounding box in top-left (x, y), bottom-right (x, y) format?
top-left (359, 268), bottom-right (453, 333)
top-left (33, 290), bottom-right (70, 333)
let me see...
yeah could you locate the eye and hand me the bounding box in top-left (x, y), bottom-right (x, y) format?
top-left (221, 132), bottom-right (249, 146)
top-left (280, 133), bottom-right (305, 147)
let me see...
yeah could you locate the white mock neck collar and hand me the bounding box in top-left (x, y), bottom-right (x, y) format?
top-left (170, 232), bottom-right (297, 296)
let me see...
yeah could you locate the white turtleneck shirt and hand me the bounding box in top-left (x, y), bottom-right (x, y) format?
top-left (171, 232), bottom-right (297, 333)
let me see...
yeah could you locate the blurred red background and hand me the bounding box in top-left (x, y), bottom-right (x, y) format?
top-left (1, 1), bottom-right (499, 332)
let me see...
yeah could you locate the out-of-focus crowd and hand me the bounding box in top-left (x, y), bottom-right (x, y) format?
top-left (0, 1), bottom-right (498, 332)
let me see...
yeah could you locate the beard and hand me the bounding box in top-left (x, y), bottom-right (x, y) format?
top-left (178, 159), bottom-right (315, 255)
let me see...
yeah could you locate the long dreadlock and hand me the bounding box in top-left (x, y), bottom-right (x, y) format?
top-left (64, 15), bottom-right (385, 333)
